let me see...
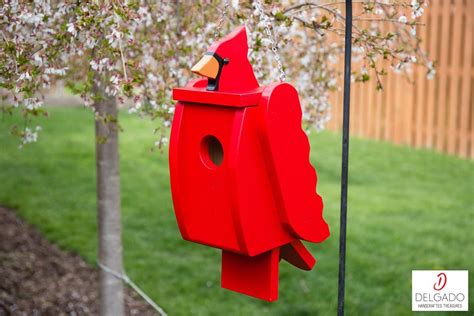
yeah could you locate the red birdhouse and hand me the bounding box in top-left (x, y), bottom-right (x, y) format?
top-left (169, 25), bottom-right (329, 301)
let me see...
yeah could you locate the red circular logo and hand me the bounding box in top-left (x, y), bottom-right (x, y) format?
top-left (433, 272), bottom-right (447, 291)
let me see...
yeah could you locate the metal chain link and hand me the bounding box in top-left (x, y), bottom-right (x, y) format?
top-left (254, 0), bottom-right (286, 82)
top-left (214, 0), bottom-right (230, 40)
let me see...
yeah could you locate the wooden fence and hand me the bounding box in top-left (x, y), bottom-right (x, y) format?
top-left (327, 0), bottom-right (473, 159)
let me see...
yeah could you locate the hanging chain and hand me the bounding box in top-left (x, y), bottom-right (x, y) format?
top-left (254, 0), bottom-right (286, 82)
top-left (214, 0), bottom-right (230, 40)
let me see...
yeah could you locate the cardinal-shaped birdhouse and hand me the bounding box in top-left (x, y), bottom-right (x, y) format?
top-left (169, 25), bottom-right (329, 301)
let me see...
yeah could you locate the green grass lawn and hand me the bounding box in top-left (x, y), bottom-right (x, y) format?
top-left (0, 107), bottom-right (473, 315)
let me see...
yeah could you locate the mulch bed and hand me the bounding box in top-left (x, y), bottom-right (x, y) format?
top-left (0, 206), bottom-right (157, 315)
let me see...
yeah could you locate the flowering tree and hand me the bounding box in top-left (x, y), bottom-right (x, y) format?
top-left (1, 0), bottom-right (432, 144)
top-left (0, 0), bottom-right (432, 314)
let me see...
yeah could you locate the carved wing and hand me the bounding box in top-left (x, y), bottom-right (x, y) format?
top-left (256, 83), bottom-right (329, 243)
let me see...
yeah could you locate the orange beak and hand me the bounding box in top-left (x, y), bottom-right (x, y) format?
top-left (191, 54), bottom-right (220, 79)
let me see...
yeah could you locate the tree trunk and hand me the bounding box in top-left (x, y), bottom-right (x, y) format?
top-left (94, 83), bottom-right (125, 316)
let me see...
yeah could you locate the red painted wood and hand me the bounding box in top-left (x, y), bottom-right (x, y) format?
top-left (206, 25), bottom-right (259, 93)
top-left (222, 249), bottom-right (279, 302)
top-left (280, 240), bottom-right (316, 271)
top-left (169, 25), bottom-right (329, 302)
top-left (172, 87), bottom-right (262, 107)
top-left (257, 83), bottom-right (329, 243)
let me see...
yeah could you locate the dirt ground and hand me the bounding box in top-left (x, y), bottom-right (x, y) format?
top-left (0, 207), bottom-right (157, 315)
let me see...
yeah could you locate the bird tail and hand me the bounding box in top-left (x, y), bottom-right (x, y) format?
top-left (280, 240), bottom-right (316, 270)
top-left (221, 240), bottom-right (315, 301)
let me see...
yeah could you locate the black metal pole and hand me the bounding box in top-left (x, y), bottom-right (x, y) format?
top-left (337, 1), bottom-right (352, 316)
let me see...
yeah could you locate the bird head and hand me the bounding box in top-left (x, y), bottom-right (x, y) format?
top-left (191, 25), bottom-right (259, 92)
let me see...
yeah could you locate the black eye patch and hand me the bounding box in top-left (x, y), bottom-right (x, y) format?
top-left (205, 52), bottom-right (229, 66)
top-left (204, 52), bottom-right (229, 91)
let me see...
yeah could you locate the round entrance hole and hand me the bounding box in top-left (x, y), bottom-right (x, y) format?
top-left (201, 135), bottom-right (224, 168)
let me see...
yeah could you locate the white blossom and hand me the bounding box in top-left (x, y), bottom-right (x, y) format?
top-left (110, 75), bottom-right (120, 85)
top-left (67, 22), bottom-right (77, 36)
top-left (398, 15), bottom-right (408, 24)
top-left (33, 53), bottom-right (43, 66)
top-left (90, 60), bottom-right (99, 71)
top-left (85, 37), bottom-right (96, 49)
top-left (23, 98), bottom-right (43, 110)
top-left (17, 72), bottom-right (32, 82)
top-left (426, 62), bottom-right (436, 80)
top-left (45, 67), bottom-right (68, 76)
top-left (106, 27), bottom-right (123, 48)
top-left (21, 127), bottom-right (39, 145)
top-left (411, 0), bottom-right (424, 19)
top-left (128, 98), bottom-right (142, 113)
top-left (231, 0), bottom-right (239, 10)
top-left (20, 12), bottom-right (43, 26)
top-left (83, 96), bottom-right (94, 107)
